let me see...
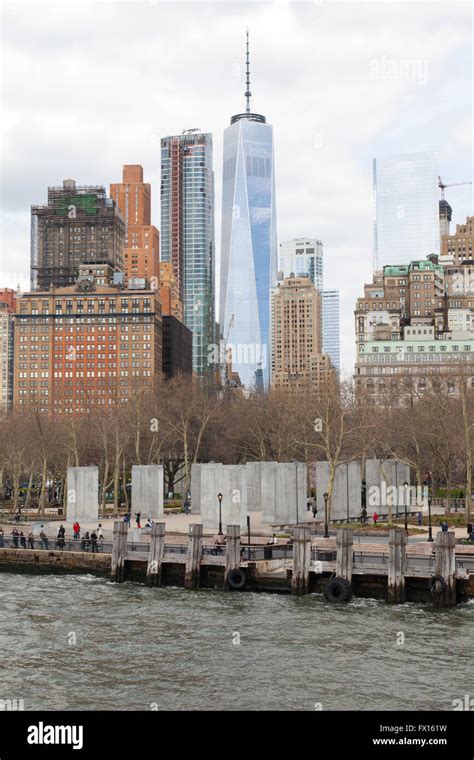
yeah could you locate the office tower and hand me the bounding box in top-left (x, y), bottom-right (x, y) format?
top-left (159, 261), bottom-right (183, 321)
top-left (278, 239), bottom-right (323, 290)
top-left (110, 165), bottom-right (160, 285)
top-left (220, 33), bottom-right (277, 388)
top-left (373, 151), bottom-right (439, 268)
top-left (160, 130), bottom-right (215, 377)
top-left (441, 216), bottom-right (474, 263)
top-left (31, 179), bottom-right (125, 291)
top-left (271, 275), bottom-right (333, 391)
top-left (14, 264), bottom-right (161, 415)
top-left (322, 290), bottom-right (340, 371)
top-left (0, 289), bottom-right (16, 412)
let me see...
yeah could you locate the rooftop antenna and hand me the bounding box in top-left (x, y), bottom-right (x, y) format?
top-left (245, 29), bottom-right (251, 114)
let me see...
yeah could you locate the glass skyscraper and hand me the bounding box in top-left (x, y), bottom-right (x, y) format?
top-left (220, 36), bottom-right (277, 388)
top-left (279, 238), bottom-right (323, 291)
top-left (373, 151), bottom-right (440, 269)
top-left (160, 131), bottom-right (215, 376)
top-left (322, 289), bottom-right (340, 372)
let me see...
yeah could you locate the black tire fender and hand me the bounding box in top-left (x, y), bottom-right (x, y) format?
top-left (227, 568), bottom-right (246, 590)
top-left (429, 574), bottom-right (446, 595)
top-left (324, 576), bottom-right (353, 603)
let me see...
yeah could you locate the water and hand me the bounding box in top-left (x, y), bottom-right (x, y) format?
top-left (1, 572), bottom-right (472, 711)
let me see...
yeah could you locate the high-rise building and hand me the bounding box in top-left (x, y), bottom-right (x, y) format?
top-left (14, 264), bottom-right (162, 415)
top-left (278, 238), bottom-right (323, 290)
top-left (110, 165), bottom-right (160, 286)
top-left (0, 289), bottom-right (16, 412)
top-left (220, 33), bottom-right (277, 388)
top-left (373, 151), bottom-right (439, 269)
top-left (271, 275), bottom-right (333, 391)
top-left (162, 316), bottom-right (193, 380)
top-left (322, 290), bottom-right (340, 371)
top-left (31, 179), bottom-right (125, 291)
top-left (441, 216), bottom-right (474, 263)
top-left (159, 261), bottom-right (183, 321)
top-left (160, 131), bottom-right (215, 376)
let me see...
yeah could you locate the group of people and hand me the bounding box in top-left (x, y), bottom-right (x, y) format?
top-left (0, 522), bottom-right (106, 552)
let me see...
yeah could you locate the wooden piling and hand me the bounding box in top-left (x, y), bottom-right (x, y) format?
top-left (225, 525), bottom-right (241, 575)
top-left (336, 529), bottom-right (353, 583)
top-left (111, 520), bottom-right (128, 583)
top-left (292, 526), bottom-right (311, 595)
top-left (387, 528), bottom-right (406, 604)
top-left (433, 530), bottom-right (456, 607)
top-left (146, 522), bottom-right (166, 587)
top-left (185, 524), bottom-right (203, 589)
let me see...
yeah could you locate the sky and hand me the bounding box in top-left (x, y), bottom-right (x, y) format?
top-left (1, 0), bottom-right (472, 374)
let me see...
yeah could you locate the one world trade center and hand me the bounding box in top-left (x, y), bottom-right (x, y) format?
top-left (219, 32), bottom-right (277, 389)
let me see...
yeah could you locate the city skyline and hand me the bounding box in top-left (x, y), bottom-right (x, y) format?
top-left (1, 2), bottom-right (472, 374)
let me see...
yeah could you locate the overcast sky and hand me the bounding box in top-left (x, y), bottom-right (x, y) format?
top-left (1, 0), bottom-right (472, 373)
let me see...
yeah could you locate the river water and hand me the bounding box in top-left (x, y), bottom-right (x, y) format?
top-left (1, 572), bottom-right (472, 711)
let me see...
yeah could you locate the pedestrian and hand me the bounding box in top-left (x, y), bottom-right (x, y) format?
top-left (56, 525), bottom-right (66, 551)
top-left (124, 512), bottom-right (131, 526)
top-left (0, 527), bottom-right (4, 548)
top-left (361, 507), bottom-right (367, 524)
top-left (39, 529), bottom-right (49, 550)
top-left (73, 522), bottom-right (80, 541)
top-left (312, 504), bottom-right (318, 519)
top-left (19, 531), bottom-right (26, 549)
top-left (81, 531), bottom-right (90, 551)
top-left (11, 527), bottom-right (19, 548)
top-left (417, 511), bottom-right (423, 527)
top-left (467, 521), bottom-right (473, 538)
top-left (14, 509), bottom-right (21, 525)
top-left (441, 520), bottom-right (449, 533)
top-left (183, 498), bottom-right (190, 515)
top-left (27, 531), bottom-right (35, 549)
top-left (90, 530), bottom-right (98, 553)
top-left (97, 523), bottom-right (104, 541)
top-left (135, 512), bottom-right (141, 528)
top-left (373, 511), bottom-right (379, 525)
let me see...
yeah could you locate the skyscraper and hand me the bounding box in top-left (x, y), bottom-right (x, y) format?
top-left (279, 238), bottom-right (323, 291)
top-left (160, 130), bottom-right (215, 376)
top-left (220, 33), bottom-right (277, 388)
top-left (31, 179), bottom-right (125, 290)
top-left (373, 151), bottom-right (439, 269)
top-left (322, 290), bottom-right (340, 371)
top-left (110, 165), bottom-right (160, 286)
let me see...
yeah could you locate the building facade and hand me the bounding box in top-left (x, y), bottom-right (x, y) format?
top-left (0, 291), bottom-right (16, 413)
top-left (162, 316), bottom-right (193, 379)
top-left (14, 264), bottom-right (161, 415)
top-left (159, 261), bottom-right (183, 321)
top-left (278, 238), bottom-right (323, 291)
top-left (373, 151), bottom-right (439, 269)
top-left (441, 216), bottom-right (474, 263)
top-left (160, 131), bottom-right (215, 377)
top-left (322, 289), bottom-right (340, 371)
top-left (220, 38), bottom-right (277, 389)
top-left (31, 179), bottom-right (125, 291)
top-left (110, 165), bottom-right (160, 286)
top-left (271, 275), bottom-right (333, 391)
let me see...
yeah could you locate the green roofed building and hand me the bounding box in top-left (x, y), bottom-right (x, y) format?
top-left (31, 179), bottom-right (125, 290)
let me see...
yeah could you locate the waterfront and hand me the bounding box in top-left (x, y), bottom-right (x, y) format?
top-left (1, 573), bottom-right (472, 711)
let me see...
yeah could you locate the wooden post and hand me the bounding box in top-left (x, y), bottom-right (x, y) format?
top-left (146, 522), bottom-right (166, 587)
top-left (292, 526), bottom-right (311, 595)
top-left (336, 528), bottom-right (353, 582)
top-left (225, 525), bottom-right (241, 575)
top-left (387, 528), bottom-right (406, 604)
top-left (185, 523), bottom-right (203, 589)
top-left (433, 530), bottom-right (456, 607)
top-left (111, 520), bottom-right (128, 583)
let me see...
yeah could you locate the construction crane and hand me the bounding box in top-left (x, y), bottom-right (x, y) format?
top-left (438, 176), bottom-right (472, 200)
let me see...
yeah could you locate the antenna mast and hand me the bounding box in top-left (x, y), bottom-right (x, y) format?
top-left (245, 29), bottom-right (251, 114)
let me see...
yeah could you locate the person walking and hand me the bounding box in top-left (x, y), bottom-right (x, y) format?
top-left (183, 499), bottom-right (190, 515)
top-left (90, 530), bottom-right (98, 553)
top-left (97, 524), bottom-right (104, 541)
top-left (124, 512), bottom-right (131, 527)
top-left (135, 512), bottom-right (141, 529)
top-left (373, 511), bottom-right (379, 525)
top-left (467, 521), bottom-right (473, 539)
top-left (27, 531), bottom-right (35, 549)
top-left (19, 531), bottom-right (27, 549)
top-left (39, 529), bottom-right (49, 550)
top-left (73, 522), bottom-right (80, 541)
top-left (11, 527), bottom-right (19, 548)
top-left (0, 527), bottom-right (4, 548)
top-left (417, 511), bottom-right (423, 527)
top-left (81, 531), bottom-right (91, 551)
top-left (57, 525), bottom-right (66, 551)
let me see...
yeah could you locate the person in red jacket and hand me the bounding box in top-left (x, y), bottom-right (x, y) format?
top-left (373, 512), bottom-right (379, 525)
top-left (73, 521), bottom-right (81, 540)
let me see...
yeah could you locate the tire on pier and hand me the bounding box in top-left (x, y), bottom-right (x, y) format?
top-left (324, 576), bottom-right (353, 603)
top-left (227, 568), bottom-right (246, 590)
top-left (429, 574), bottom-right (446, 595)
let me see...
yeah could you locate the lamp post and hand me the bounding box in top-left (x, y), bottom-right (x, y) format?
top-left (294, 461), bottom-right (299, 526)
top-left (404, 481), bottom-right (409, 535)
top-left (426, 471), bottom-right (433, 542)
top-left (217, 492), bottom-right (223, 536)
top-left (323, 492), bottom-right (329, 538)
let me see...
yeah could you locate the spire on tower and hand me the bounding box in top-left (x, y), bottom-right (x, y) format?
top-left (245, 29), bottom-right (251, 114)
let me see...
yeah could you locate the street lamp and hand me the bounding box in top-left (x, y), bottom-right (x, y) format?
top-left (217, 492), bottom-right (223, 536)
top-left (323, 492), bottom-right (329, 538)
top-left (404, 481), bottom-right (409, 535)
top-left (294, 461), bottom-right (299, 526)
top-left (426, 472), bottom-right (433, 542)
